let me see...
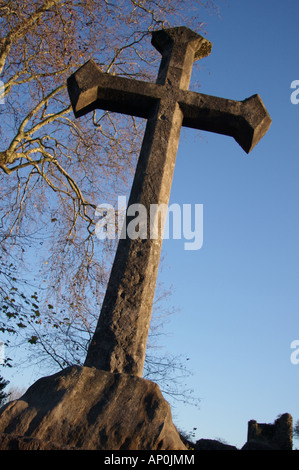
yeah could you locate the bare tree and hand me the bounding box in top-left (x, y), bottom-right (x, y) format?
top-left (0, 0), bottom-right (217, 390)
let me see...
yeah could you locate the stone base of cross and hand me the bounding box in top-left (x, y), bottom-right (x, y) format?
top-left (67, 27), bottom-right (271, 377)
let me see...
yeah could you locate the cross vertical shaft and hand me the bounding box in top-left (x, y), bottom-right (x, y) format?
top-left (84, 100), bottom-right (183, 376)
top-left (83, 29), bottom-right (208, 376)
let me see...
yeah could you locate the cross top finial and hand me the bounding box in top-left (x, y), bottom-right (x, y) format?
top-left (152, 27), bottom-right (212, 89)
top-left (152, 26), bottom-right (212, 59)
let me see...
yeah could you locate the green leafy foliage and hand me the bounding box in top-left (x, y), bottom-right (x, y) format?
top-left (0, 375), bottom-right (10, 406)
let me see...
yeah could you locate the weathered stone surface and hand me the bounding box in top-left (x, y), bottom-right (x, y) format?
top-left (0, 432), bottom-right (74, 450)
top-left (245, 413), bottom-right (293, 450)
top-left (0, 366), bottom-right (186, 450)
top-left (241, 439), bottom-right (277, 451)
top-left (195, 438), bottom-right (238, 451)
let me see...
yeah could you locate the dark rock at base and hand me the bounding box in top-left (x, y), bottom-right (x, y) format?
top-left (241, 439), bottom-right (278, 451)
top-left (0, 365), bottom-right (186, 450)
top-left (0, 432), bottom-right (74, 450)
top-left (195, 438), bottom-right (238, 451)
top-left (245, 414), bottom-right (293, 450)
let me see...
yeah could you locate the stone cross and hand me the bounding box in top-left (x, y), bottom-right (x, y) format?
top-left (67, 27), bottom-right (271, 377)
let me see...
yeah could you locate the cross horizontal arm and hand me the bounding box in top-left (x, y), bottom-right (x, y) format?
top-left (179, 92), bottom-right (272, 154)
top-left (67, 59), bottom-right (161, 119)
top-left (68, 59), bottom-right (271, 154)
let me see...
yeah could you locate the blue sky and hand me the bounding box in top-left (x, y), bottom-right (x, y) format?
top-left (2, 0), bottom-right (298, 450)
top-left (154, 0), bottom-right (299, 448)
